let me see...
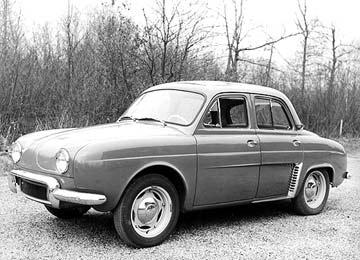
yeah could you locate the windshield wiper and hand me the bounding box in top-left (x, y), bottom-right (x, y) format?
top-left (118, 116), bottom-right (136, 122)
top-left (136, 117), bottom-right (167, 126)
top-left (118, 116), bottom-right (167, 126)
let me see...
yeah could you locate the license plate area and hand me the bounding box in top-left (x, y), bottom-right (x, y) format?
top-left (20, 179), bottom-right (48, 201)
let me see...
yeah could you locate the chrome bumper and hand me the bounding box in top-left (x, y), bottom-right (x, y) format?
top-left (8, 169), bottom-right (107, 209)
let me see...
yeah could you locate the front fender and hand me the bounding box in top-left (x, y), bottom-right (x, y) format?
top-left (73, 136), bottom-right (197, 212)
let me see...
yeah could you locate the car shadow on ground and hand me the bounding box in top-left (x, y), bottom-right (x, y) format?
top-left (48, 199), bottom-right (294, 247)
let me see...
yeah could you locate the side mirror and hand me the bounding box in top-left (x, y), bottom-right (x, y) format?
top-left (295, 124), bottom-right (304, 130)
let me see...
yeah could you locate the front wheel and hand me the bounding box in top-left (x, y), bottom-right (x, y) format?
top-left (113, 174), bottom-right (180, 248)
top-left (292, 169), bottom-right (330, 215)
top-left (45, 205), bottom-right (90, 219)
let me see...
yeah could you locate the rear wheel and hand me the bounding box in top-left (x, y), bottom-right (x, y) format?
top-left (45, 205), bottom-right (90, 219)
top-left (292, 169), bottom-right (330, 215)
top-left (113, 174), bottom-right (180, 248)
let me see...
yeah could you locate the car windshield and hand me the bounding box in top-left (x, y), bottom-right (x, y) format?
top-left (120, 89), bottom-right (205, 126)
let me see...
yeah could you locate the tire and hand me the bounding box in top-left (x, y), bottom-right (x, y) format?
top-left (45, 205), bottom-right (90, 219)
top-left (113, 174), bottom-right (180, 248)
top-left (292, 169), bottom-right (330, 215)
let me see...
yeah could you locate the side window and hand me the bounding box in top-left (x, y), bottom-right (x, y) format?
top-left (255, 98), bottom-right (272, 129)
top-left (255, 97), bottom-right (292, 130)
top-left (203, 101), bottom-right (220, 128)
top-left (203, 97), bottom-right (248, 128)
top-left (219, 98), bottom-right (248, 128)
top-left (272, 101), bottom-right (291, 129)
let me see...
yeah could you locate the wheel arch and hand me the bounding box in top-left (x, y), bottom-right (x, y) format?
top-left (121, 162), bottom-right (189, 212)
top-left (304, 163), bottom-right (334, 185)
top-left (292, 163), bottom-right (332, 215)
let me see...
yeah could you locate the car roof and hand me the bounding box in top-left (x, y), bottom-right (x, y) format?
top-left (144, 80), bottom-right (302, 126)
top-left (145, 80), bottom-right (287, 99)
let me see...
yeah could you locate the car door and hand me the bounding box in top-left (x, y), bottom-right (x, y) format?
top-left (254, 96), bottom-right (304, 198)
top-left (194, 94), bottom-right (261, 206)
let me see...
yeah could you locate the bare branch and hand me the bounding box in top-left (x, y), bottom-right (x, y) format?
top-left (237, 32), bottom-right (300, 53)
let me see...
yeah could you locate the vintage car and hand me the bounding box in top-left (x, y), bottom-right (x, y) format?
top-left (7, 81), bottom-right (348, 247)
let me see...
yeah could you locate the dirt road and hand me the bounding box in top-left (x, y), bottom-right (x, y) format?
top-left (0, 153), bottom-right (359, 260)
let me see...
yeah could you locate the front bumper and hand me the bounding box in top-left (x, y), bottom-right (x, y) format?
top-left (8, 169), bottom-right (107, 209)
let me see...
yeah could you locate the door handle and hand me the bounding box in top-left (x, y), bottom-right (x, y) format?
top-left (293, 140), bottom-right (301, 147)
top-left (247, 140), bottom-right (258, 148)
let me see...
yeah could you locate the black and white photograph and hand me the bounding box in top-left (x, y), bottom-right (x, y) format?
top-left (0, 0), bottom-right (359, 259)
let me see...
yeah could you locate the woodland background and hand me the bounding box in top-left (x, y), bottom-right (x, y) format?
top-left (1, 0), bottom-right (360, 144)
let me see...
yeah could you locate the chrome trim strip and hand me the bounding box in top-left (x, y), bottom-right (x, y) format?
top-left (205, 163), bottom-right (261, 169)
top-left (199, 151), bottom-right (260, 157)
top-left (252, 196), bottom-right (289, 203)
top-left (8, 169), bottom-right (106, 208)
top-left (260, 162), bottom-right (298, 166)
top-left (304, 150), bottom-right (345, 155)
top-left (88, 151), bottom-right (262, 163)
top-left (89, 153), bottom-right (197, 163)
top-left (261, 150), bottom-right (344, 155)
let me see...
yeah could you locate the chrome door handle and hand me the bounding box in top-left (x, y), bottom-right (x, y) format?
top-left (247, 140), bottom-right (258, 148)
top-left (293, 140), bottom-right (301, 147)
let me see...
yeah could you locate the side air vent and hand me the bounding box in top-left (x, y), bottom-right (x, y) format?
top-left (288, 163), bottom-right (303, 198)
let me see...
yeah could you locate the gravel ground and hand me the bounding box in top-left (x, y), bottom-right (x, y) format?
top-left (0, 152), bottom-right (359, 260)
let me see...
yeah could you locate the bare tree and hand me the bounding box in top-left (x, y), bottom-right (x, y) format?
top-left (0, 0), bottom-right (9, 56)
top-left (140, 0), bottom-right (210, 84)
top-left (2, 0), bottom-right (360, 141)
top-left (222, 0), bottom-right (298, 80)
top-left (0, 0), bottom-right (23, 112)
top-left (265, 44), bottom-right (274, 87)
top-left (296, 0), bottom-right (324, 95)
top-left (296, 0), bottom-right (310, 98)
top-left (223, 0), bottom-right (244, 77)
top-left (94, 6), bottom-right (141, 115)
top-left (63, 1), bottom-right (82, 97)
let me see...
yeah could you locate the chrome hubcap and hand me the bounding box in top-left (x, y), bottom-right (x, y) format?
top-left (137, 197), bottom-right (159, 224)
top-left (304, 171), bottom-right (326, 209)
top-left (131, 186), bottom-right (172, 238)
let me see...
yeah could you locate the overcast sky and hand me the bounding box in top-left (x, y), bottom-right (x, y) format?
top-left (15, 0), bottom-right (359, 35)
top-left (13, 0), bottom-right (360, 64)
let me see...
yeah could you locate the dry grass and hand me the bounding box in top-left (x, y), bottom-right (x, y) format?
top-left (0, 155), bottom-right (12, 176)
top-left (336, 137), bottom-right (360, 155)
top-left (0, 135), bottom-right (12, 176)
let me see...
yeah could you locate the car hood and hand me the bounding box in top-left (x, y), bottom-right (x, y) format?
top-left (18, 122), bottom-right (185, 174)
top-left (39, 122), bottom-right (184, 144)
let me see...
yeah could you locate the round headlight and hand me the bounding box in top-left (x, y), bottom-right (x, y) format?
top-left (11, 142), bottom-right (22, 163)
top-left (55, 148), bottom-right (70, 174)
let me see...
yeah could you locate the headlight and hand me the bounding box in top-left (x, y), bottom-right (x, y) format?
top-left (55, 148), bottom-right (70, 174)
top-left (11, 142), bottom-right (22, 163)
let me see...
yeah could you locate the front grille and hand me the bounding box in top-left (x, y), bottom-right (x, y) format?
top-left (20, 179), bottom-right (48, 201)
